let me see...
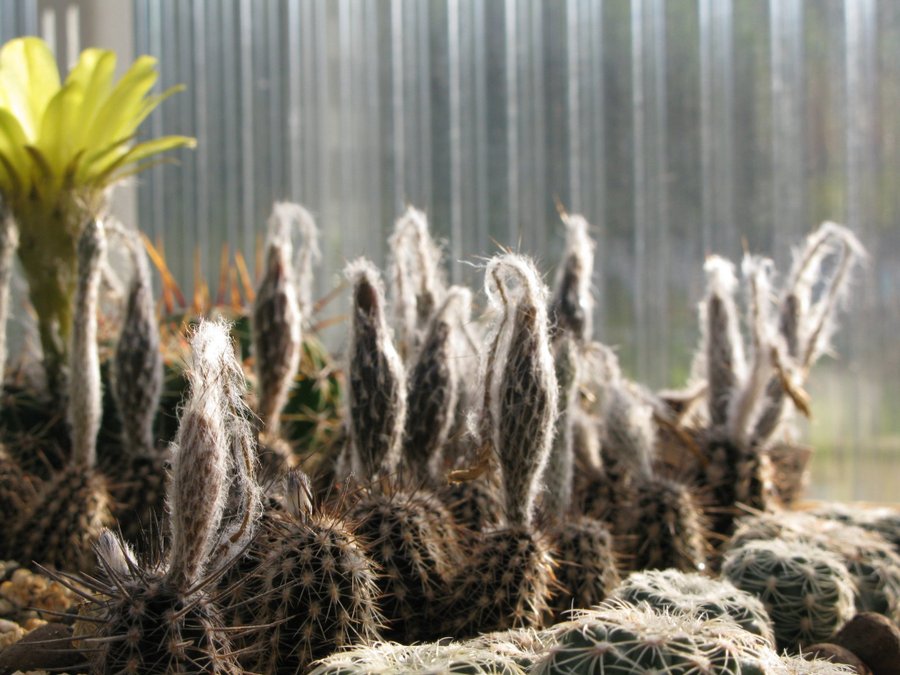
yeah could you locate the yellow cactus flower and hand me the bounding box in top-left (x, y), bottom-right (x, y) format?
top-left (0, 36), bottom-right (194, 390)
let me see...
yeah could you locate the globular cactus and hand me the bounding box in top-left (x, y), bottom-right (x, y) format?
top-left (309, 642), bottom-right (526, 675)
top-left (235, 469), bottom-right (382, 673)
top-left (531, 601), bottom-right (770, 675)
top-left (722, 539), bottom-right (857, 651)
top-left (388, 206), bottom-right (445, 360)
top-left (7, 221), bottom-right (112, 571)
top-left (611, 568), bottom-right (774, 645)
top-left (812, 502), bottom-right (900, 555)
top-left (346, 258), bottom-right (407, 479)
top-left (402, 287), bottom-right (470, 485)
top-left (442, 255), bottom-right (558, 637)
top-left (730, 510), bottom-right (900, 623)
top-left (67, 319), bottom-right (256, 674)
top-left (549, 212), bottom-right (595, 343)
top-left (252, 203), bottom-right (306, 473)
top-left (108, 229), bottom-right (167, 542)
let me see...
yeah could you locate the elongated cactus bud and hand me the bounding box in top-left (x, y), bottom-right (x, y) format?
top-left (112, 233), bottom-right (162, 457)
top-left (166, 320), bottom-right (232, 591)
top-left (542, 335), bottom-right (579, 518)
top-left (346, 259), bottom-right (407, 478)
top-left (402, 287), bottom-right (469, 483)
top-left (702, 256), bottom-right (746, 428)
top-left (68, 220), bottom-right (106, 469)
top-left (484, 254), bottom-right (558, 528)
top-left (0, 210), bottom-right (17, 390)
top-left (550, 213), bottom-right (595, 342)
top-left (253, 204), bottom-right (303, 438)
top-left (388, 206), bottom-right (444, 358)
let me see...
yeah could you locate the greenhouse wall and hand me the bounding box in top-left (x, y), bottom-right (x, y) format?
top-left (3, 0), bottom-right (898, 502)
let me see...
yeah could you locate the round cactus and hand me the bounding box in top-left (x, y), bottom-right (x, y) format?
top-left (730, 510), bottom-right (900, 622)
top-left (612, 568), bottom-right (774, 645)
top-left (531, 601), bottom-right (769, 675)
top-left (308, 641), bottom-right (526, 675)
top-left (236, 470), bottom-right (383, 673)
top-left (722, 539), bottom-right (857, 651)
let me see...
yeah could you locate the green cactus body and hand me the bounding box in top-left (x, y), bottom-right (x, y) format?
top-left (722, 539), bottom-right (856, 651)
top-left (531, 602), bottom-right (769, 675)
top-left (730, 511), bottom-right (900, 622)
top-left (349, 488), bottom-right (461, 643)
top-left (549, 516), bottom-right (619, 619)
top-left (617, 473), bottom-right (708, 573)
top-left (612, 569), bottom-right (774, 645)
top-left (240, 475), bottom-right (383, 674)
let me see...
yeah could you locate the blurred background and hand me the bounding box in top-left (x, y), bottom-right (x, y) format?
top-left (1, 0), bottom-right (897, 501)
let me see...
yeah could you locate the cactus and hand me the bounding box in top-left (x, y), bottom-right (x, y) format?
top-left (107, 230), bottom-right (168, 542)
top-left (531, 601), bottom-right (770, 675)
top-left (549, 212), bottom-right (595, 343)
top-left (812, 502), bottom-right (900, 555)
top-left (388, 206), bottom-right (445, 360)
top-left (442, 255), bottom-right (558, 637)
top-left (309, 642), bottom-right (526, 675)
top-left (722, 539), bottom-right (857, 651)
top-left (730, 510), bottom-right (900, 622)
top-left (6, 221), bottom-right (112, 571)
top-left (346, 258), bottom-right (407, 479)
top-left (402, 287), bottom-right (470, 484)
top-left (612, 569), bottom-right (774, 645)
top-left (235, 470), bottom-right (383, 673)
top-left (549, 516), bottom-right (619, 619)
top-left (65, 319), bottom-right (256, 674)
top-left (438, 475), bottom-right (503, 534)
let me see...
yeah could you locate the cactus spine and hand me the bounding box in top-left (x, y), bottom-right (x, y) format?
top-left (7, 220), bottom-right (112, 571)
top-left (722, 538), bottom-right (857, 651)
top-left (70, 320), bottom-right (252, 674)
top-left (443, 255), bottom-right (557, 636)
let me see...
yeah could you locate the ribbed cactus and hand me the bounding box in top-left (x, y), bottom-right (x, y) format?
top-left (6, 221), bottom-right (112, 571)
top-left (439, 475), bottom-right (503, 534)
top-left (730, 510), bottom-right (900, 623)
top-left (346, 258), bottom-right (407, 478)
top-left (108, 231), bottom-right (167, 542)
top-left (309, 642), bottom-right (526, 675)
top-left (549, 212), bottom-right (595, 343)
top-left (388, 206), bottom-right (445, 360)
top-left (68, 319), bottom-right (254, 674)
top-left (252, 203), bottom-right (304, 475)
top-left (402, 287), bottom-right (469, 484)
top-left (722, 539), bottom-right (857, 651)
top-left (612, 569), bottom-right (774, 645)
top-left (442, 255), bottom-right (558, 637)
top-left (542, 336), bottom-right (579, 519)
top-left (235, 470), bottom-right (382, 673)
top-left (813, 502), bottom-right (900, 555)
top-left (531, 602), bottom-right (770, 675)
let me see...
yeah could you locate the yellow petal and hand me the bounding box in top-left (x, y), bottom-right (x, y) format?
top-left (89, 134), bottom-right (195, 187)
top-left (36, 81), bottom-right (84, 177)
top-left (0, 108), bottom-right (31, 195)
top-left (84, 55), bottom-right (158, 151)
top-left (0, 37), bottom-right (61, 140)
